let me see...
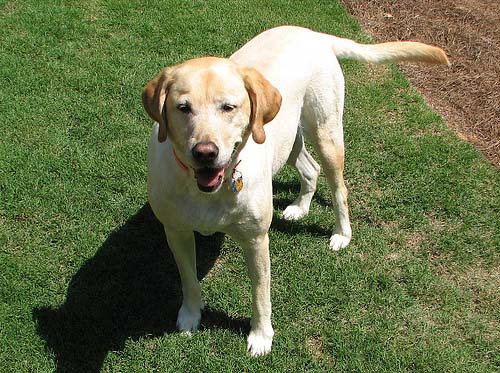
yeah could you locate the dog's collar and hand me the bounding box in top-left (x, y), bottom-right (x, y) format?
top-left (173, 150), bottom-right (190, 174)
top-left (172, 150), bottom-right (243, 193)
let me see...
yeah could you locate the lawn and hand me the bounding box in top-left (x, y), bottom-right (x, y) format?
top-left (1, 0), bottom-right (499, 372)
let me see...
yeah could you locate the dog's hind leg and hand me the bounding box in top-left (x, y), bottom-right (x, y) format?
top-left (283, 129), bottom-right (321, 221)
top-left (302, 68), bottom-right (352, 250)
top-left (308, 123), bottom-right (352, 250)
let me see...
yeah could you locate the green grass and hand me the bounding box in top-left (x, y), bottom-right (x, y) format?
top-left (1, 0), bottom-right (499, 372)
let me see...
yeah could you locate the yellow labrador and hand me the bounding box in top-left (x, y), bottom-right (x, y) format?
top-left (143, 26), bottom-right (448, 356)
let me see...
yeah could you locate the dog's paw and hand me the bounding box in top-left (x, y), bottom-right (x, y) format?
top-left (176, 303), bottom-right (203, 333)
top-left (247, 330), bottom-right (273, 357)
top-left (329, 234), bottom-right (351, 251)
top-left (283, 205), bottom-right (308, 221)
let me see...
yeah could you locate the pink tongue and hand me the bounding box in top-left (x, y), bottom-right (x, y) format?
top-left (196, 168), bottom-right (225, 187)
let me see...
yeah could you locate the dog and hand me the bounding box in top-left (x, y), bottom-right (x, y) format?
top-left (142, 25), bottom-right (448, 356)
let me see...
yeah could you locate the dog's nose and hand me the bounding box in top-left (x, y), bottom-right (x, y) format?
top-left (192, 141), bottom-right (219, 164)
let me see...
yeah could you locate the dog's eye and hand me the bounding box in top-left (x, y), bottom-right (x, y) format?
top-left (221, 104), bottom-right (236, 112)
top-left (177, 103), bottom-right (192, 114)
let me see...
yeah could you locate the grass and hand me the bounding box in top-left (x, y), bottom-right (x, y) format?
top-left (1, 0), bottom-right (499, 372)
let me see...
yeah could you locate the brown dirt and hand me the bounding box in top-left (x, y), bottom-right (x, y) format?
top-left (341, 0), bottom-right (500, 167)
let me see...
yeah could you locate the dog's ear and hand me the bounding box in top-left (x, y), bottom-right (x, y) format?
top-left (242, 67), bottom-right (282, 144)
top-left (142, 67), bottom-right (173, 143)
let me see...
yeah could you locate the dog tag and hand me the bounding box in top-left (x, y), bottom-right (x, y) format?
top-left (231, 171), bottom-right (243, 193)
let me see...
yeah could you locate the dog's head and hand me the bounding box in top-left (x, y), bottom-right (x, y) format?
top-left (142, 57), bottom-right (281, 193)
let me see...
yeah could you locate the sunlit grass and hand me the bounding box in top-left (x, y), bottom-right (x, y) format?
top-left (1, 1), bottom-right (498, 371)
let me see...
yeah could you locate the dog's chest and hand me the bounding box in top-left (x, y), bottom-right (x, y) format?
top-left (151, 187), bottom-right (246, 236)
top-left (182, 199), bottom-right (237, 235)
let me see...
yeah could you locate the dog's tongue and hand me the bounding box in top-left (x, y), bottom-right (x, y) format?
top-left (196, 167), bottom-right (225, 188)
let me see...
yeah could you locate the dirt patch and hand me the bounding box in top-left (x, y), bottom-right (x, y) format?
top-left (306, 335), bottom-right (335, 367)
top-left (341, 0), bottom-right (500, 167)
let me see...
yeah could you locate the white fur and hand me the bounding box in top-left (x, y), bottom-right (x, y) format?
top-left (146, 26), bottom-right (448, 356)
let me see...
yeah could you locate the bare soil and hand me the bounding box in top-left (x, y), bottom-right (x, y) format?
top-left (341, 0), bottom-right (500, 167)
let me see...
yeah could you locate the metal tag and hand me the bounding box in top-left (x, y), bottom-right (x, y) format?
top-left (231, 171), bottom-right (243, 193)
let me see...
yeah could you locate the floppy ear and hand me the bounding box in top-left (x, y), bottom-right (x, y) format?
top-left (142, 67), bottom-right (172, 142)
top-left (242, 67), bottom-right (282, 144)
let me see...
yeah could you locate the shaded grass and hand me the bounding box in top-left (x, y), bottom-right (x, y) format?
top-left (1, 0), bottom-right (499, 372)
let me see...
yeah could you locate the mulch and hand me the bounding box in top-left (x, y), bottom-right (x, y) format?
top-left (341, 0), bottom-right (500, 167)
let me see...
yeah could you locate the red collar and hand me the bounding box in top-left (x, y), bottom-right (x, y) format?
top-left (173, 150), bottom-right (189, 174)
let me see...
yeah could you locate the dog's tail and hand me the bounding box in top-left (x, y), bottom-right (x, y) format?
top-left (330, 36), bottom-right (449, 66)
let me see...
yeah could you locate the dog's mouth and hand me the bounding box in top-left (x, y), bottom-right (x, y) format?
top-left (194, 167), bottom-right (226, 193)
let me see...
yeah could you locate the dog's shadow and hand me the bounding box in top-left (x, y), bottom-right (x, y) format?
top-left (33, 204), bottom-right (248, 372)
top-left (34, 179), bottom-right (331, 372)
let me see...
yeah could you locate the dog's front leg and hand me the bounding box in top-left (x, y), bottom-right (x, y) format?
top-left (165, 229), bottom-right (203, 333)
top-left (241, 233), bottom-right (274, 356)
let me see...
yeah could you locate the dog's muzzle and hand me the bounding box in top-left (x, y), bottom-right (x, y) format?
top-left (192, 141), bottom-right (225, 193)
